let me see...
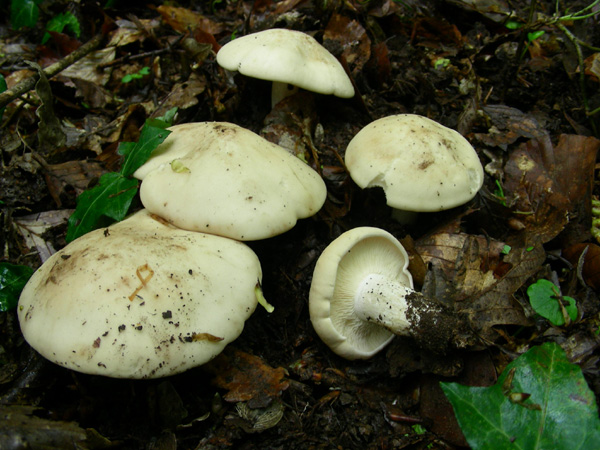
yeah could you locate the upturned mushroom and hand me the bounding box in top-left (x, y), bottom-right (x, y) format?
top-left (216, 29), bottom-right (355, 107)
top-left (18, 209), bottom-right (263, 378)
top-left (133, 122), bottom-right (327, 241)
top-left (344, 114), bottom-right (484, 223)
top-left (309, 227), bottom-right (468, 360)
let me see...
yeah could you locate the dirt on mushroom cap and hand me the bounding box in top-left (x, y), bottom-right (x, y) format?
top-left (17, 209), bottom-right (262, 379)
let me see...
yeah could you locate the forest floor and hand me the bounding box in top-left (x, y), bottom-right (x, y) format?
top-left (1, 0), bottom-right (600, 449)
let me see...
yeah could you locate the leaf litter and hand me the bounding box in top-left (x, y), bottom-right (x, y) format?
top-left (1, 0), bottom-right (600, 448)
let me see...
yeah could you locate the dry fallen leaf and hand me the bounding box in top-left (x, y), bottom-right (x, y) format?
top-left (156, 5), bottom-right (223, 35)
top-left (417, 231), bottom-right (544, 340)
top-left (563, 243), bottom-right (600, 291)
top-left (503, 136), bottom-right (571, 243)
top-left (206, 348), bottom-right (289, 408)
top-left (324, 14), bottom-right (371, 75)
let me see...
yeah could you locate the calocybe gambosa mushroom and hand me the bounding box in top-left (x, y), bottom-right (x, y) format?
top-left (216, 29), bottom-right (355, 107)
top-left (18, 209), bottom-right (263, 379)
top-left (345, 114), bottom-right (484, 223)
top-left (309, 227), bottom-right (468, 359)
top-left (133, 122), bottom-right (327, 241)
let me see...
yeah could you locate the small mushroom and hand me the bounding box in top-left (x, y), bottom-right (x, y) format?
top-left (18, 209), bottom-right (263, 378)
top-left (133, 122), bottom-right (327, 241)
top-left (345, 114), bottom-right (484, 223)
top-left (309, 227), bottom-right (468, 359)
top-left (216, 29), bottom-right (355, 107)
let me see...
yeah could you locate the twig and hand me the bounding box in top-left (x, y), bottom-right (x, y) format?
top-left (0, 33), bottom-right (104, 111)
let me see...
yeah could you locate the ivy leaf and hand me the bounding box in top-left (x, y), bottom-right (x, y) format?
top-left (66, 173), bottom-right (139, 242)
top-left (441, 342), bottom-right (600, 450)
top-left (11, 0), bottom-right (40, 30)
top-left (0, 263), bottom-right (34, 312)
top-left (42, 11), bottom-right (81, 44)
top-left (66, 116), bottom-right (172, 242)
top-left (119, 119), bottom-right (171, 177)
top-left (527, 279), bottom-right (578, 326)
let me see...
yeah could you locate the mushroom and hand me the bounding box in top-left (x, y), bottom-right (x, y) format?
top-left (216, 29), bottom-right (355, 107)
top-left (18, 209), bottom-right (263, 378)
top-left (344, 114), bottom-right (484, 223)
top-left (309, 227), bottom-right (467, 360)
top-left (133, 122), bottom-right (327, 241)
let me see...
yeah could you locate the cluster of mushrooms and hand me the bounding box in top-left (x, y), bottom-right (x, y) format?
top-left (17, 29), bottom-right (484, 379)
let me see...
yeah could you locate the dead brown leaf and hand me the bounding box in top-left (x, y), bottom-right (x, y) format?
top-left (44, 160), bottom-right (107, 207)
top-left (563, 243), bottom-right (600, 291)
top-left (206, 348), bottom-right (289, 408)
top-left (156, 5), bottom-right (223, 36)
top-left (503, 136), bottom-right (571, 243)
top-left (474, 105), bottom-right (548, 149)
top-left (418, 231), bottom-right (544, 339)
top-left (324, 14), bottom-right (371, 75)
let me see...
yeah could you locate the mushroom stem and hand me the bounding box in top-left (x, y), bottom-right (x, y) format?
top-left (271, 81), bottom-right (299, 107)
top-left (354, 273), bottom-right (466, 352)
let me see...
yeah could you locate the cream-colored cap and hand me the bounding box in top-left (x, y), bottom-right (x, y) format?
top-left (216, 29), bottom-right (354, 100)
top-left (345, 114), bottom-right (484, 212)
top-left (18, 209), bottom-right (262, 378)
top-left (134, 122), bottom-right (327, 240)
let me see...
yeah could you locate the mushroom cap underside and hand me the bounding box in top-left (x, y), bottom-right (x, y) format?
top-left (18, 209), bottom-right (262, 378)
top-left (309, 227), bottom-right (414, 359)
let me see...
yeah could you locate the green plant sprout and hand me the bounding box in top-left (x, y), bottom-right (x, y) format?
top-left (493, 179), bottom-right (507, 206)
top-left (504, 1), bottom-right (600, 130)
top-left (527, 279), bottom-right (577, 326)
top-left (121, 66), bottom-right (151, 84)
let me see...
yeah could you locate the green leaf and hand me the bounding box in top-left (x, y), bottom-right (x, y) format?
top-left (119, 119), bottom-right (171, 177)
top-left (121, 73), bottom-right (134, 84)
top-left (42, 11), bottom-right (81, 44)
top-left (66, 173), bottom-right (139, 242)
top-left (527, 30), bottom-right (545, 42)
top-left (120, 67), bottom-right (150, 84)
top-left (65, 118), bottom-right (171, 242)
top-left (0, 263), bottom-right (34, 312)
top-left (441, 342), bottom-right (600, 450)
top-left (527, 279), bottom-right (578, 326)
top-left (157, 107), bottom-right (178, 124)
top-left (11, 0), bottom-right (40, 29)
top-left (505, 19), bottom-right (522, 30)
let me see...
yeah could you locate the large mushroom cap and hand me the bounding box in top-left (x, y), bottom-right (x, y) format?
top-left (133, 122), bottom-right (327, 241)
top-left (216, 29), bottom-right (354, 100)
top-left (18, 209), bottom-right (262, 379)
top-left (309, 227), bottom-right (414, 359)
top-left (345, 114), bottom-right (484, 212)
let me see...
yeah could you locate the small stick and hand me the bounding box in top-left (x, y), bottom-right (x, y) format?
top-left (0, 33), bottom-right (104, 110)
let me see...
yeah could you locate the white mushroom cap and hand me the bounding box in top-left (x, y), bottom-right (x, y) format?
top-left (133, 122), bottom-right (327, 241)
top-left (216, 29), bottom-right (354, 106)
top-left (309, 227), bottom-right (414, 359)
top-left (345, 114), bottom-right (484, 213)
top-left (18, 209), bottom-right (262, 379)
